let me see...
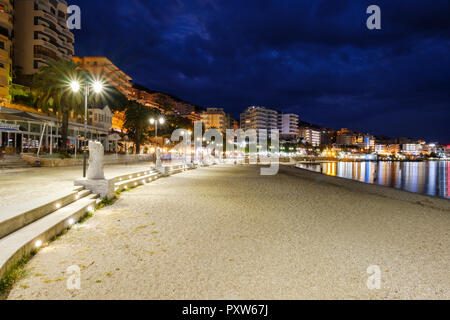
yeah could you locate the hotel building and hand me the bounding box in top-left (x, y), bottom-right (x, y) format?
top-left (201, 108), bottom-right (226, 132)
top-left (278, 113), bottom-right (299, 138)
top-left (14, 0), bottom-right (75, 77)
top-left (73, 56), bottom-right (133, 97)
top-left (240, 106), bottom-right (278, 132)
top-left (0, 0), bottom-right (13, 102)
top-left (300, 128), bottom-right (321, 147)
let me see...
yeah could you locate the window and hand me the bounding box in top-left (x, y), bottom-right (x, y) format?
top-left (34, 60), bottom-right (39, 69)
top-left (0, 42), bottom-right (4, 49)
top-left (0, 63), bottom-right (4, 69)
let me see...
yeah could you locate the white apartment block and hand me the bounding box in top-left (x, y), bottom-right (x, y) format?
top-left (240, 106), bottom-right (279, 132)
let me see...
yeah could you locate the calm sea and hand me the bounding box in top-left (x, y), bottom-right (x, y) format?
top-left (296, 161), bottom-right (450, 199)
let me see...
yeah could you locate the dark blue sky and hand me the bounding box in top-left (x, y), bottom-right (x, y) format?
top-left (72, 0), bottom-right (449, 143)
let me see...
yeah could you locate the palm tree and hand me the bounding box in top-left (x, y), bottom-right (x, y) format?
top-left (124, 101), bottom-right (158, 154)
top-left (32, 60), bottom-right (87, 153)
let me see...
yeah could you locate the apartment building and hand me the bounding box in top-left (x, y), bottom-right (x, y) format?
top-left (240, 106), bottom-right (278, 131)
top-left (73, 56), bottom-right (133, 97)
top-left (300, 128), bottom-right (321, 146)
top-left (201, 108), bottom-right (226, 132)
top-left (14, 0), bottom-right (75, 77)
top-left (278, 113), bottom-right (299, 138)
top-left (0, 0), bottom-right (12, 102)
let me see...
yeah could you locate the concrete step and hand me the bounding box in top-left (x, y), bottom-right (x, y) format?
top-left (0, 188), bottom-right (92, 239)
top-left (167, 164), bottom-right (190, 175)
top-left (114, 172), bottom-right (162, 192)
top-left (0, 194), bottom-right (99, 279)
top-left (112, 169), bottom-right (157, 184)
top-left (0, 155), bottom-right (32, 168)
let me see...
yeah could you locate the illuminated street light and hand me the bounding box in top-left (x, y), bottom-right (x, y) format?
top-left (150, 116), bottom-right (165, 149)
top-left (92, 81), bottom-right (103, 94)
top-left (70, 81), bottom-right (80, 93)
top-left (70, 79), bottom-right (104, 178)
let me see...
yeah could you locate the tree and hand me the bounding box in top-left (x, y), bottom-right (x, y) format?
top-left (32, 60), bottom-right (87, 153)
top-left (123, 102), bottom-right (157, 154)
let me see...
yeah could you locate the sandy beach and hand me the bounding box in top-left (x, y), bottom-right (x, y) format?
top-left (7, 164), bottom-right (450, 300)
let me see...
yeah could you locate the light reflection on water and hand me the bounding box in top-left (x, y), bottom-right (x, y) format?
top-left (297, 161), bottom-right (450, 199)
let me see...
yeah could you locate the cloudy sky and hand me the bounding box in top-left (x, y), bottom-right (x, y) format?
top-left (72, 0), bottom-right (450, 143)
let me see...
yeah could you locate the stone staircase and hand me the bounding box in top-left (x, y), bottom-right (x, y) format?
top-left (0, 186), bottom-right (99, 279)
top-left (0, 163), bottom-right (197, 280)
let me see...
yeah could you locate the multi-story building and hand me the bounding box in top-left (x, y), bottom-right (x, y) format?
top-left (0, 0), bottom-right (13, 102)
top-left (89, 106), bottom-right (113, 130)
top-left (375, 144), bottom-right (400, 155)
top-left (336, 131), bottom-right (354, 146)
top-left (278, 113), bottom-right (299, 138)
top-left (173, 101), bottom-right (203, 124)
top-left (14, 0), bottom-right (75, 77)
top-left (402, 143), bottom-right (423, 155)
top-left (201, 108), bottom-right (226, 132)
top-left (225, 113), bottom-right (239, 131)
top-left (240, 106), bottom-right (278, 132)
top-left (300, 128), bottom-right (321, 147)
top-left (73, 57), bottom-right (133, 97)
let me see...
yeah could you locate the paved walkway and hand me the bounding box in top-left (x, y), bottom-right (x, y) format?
top-left (7, 165), bottom-right (450, 299)
top-left (0, 162), bottom-right (159, 214)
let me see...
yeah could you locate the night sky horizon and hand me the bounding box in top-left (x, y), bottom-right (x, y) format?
top-left (72, 0), bottom-right (449, 144)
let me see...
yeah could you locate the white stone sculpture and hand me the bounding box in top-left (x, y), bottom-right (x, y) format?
top-left (87, 141), bottom-right (105, 180)
top-left (155, 147), bottom-right (162, 168)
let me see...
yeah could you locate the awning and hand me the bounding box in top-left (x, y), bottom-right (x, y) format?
top-left (0, 110), bottom-right (43, 121)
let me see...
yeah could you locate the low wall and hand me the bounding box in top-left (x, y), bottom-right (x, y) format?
top-left (21, 154), bottom-right (154, 167)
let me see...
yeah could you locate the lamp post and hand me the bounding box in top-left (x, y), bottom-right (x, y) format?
top-left (149, 117), bottom-right (165, 150)
top-left (71, 80), bottom-right (103, 178)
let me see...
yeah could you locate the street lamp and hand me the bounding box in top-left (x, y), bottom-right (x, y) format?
top-left (70, 79), bottom-right (104, 178)
top-left (149, 117), bottom-right (165, 149)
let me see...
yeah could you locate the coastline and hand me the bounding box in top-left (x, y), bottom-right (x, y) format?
top-left (284, 164), bottom-right (450, 212)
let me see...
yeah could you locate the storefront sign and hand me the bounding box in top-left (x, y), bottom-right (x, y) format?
top-left (0, 121), bottom-right (20, 131)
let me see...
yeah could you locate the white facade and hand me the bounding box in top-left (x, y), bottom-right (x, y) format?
top-left (240, 106), bottom-right (278, 131)
top-left (302, 128), bottom-right (321, 146)
top-left (278, 113), bottom-right (299, 137)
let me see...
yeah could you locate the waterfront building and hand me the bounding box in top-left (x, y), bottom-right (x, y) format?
top-left (240, 106), bottom-right (278, 132)
top-left (375, 144), bottom-right (400, 155)
top-left (14, 0), bottom-right (75, 78)
top-left (173, 101), bottom-right (203, 124)
top-left (278, 113), bottom-right (299, 139)
top-left (201, 108), bottom-right (226, 132)
top-left (402, 143), bottom-right (423, 155)
top-left (0, 0), bottom-right (13, 102)
top-left (0, 104), bottom-right (116, 154)
top-left (300, 128), bottom-right (321, 147)
top-left (336, 131), bottom-right (354, 146)
top-left (73, 57), bottom-right (133, 97)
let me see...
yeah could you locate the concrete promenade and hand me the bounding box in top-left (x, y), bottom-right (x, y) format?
top-left (6, 165), bottom-right (450, 300)
top-left (0, 162), bottom-right (159, 214)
